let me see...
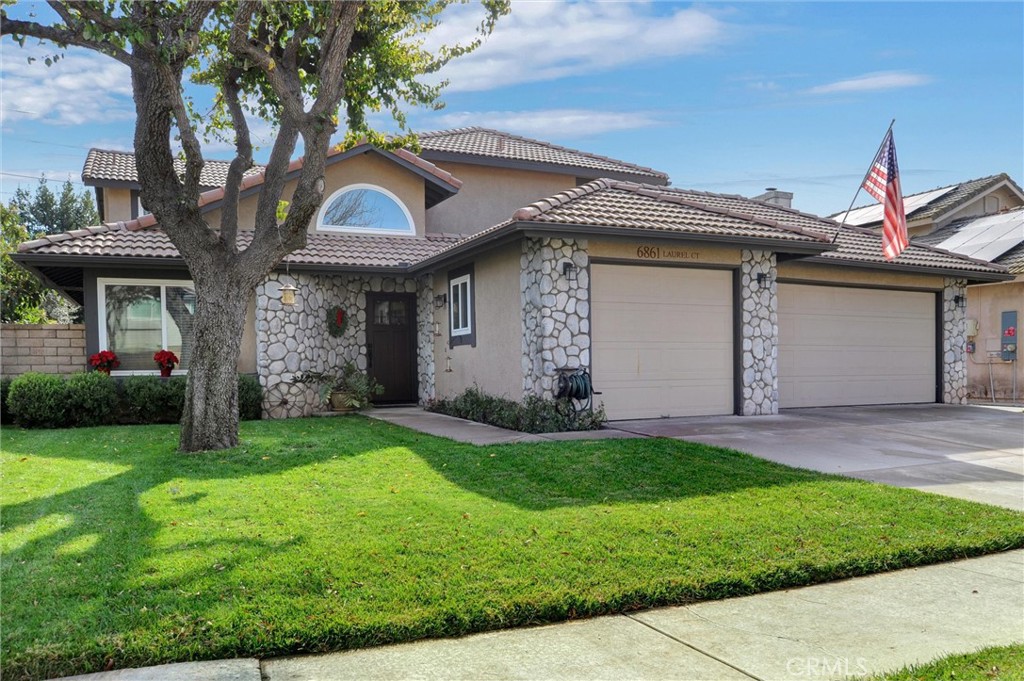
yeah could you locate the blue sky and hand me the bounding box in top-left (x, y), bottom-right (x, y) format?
top-left (2, 1), bottom-right (1022, 217)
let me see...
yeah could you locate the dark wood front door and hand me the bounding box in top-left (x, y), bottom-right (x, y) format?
top-left (366, 293), bottom-right (417, 403)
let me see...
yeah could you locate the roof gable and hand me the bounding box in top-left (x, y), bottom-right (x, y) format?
top-left (417, 127), bottom-right (670, 184)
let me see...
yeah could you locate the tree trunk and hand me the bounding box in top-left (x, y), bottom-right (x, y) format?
top-left (178, 276), bottom-right (251, 452)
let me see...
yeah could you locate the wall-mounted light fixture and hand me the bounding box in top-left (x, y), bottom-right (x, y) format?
top-left (434, 293), bottom-right (447, 309)
top-left (953, 294), bottom-right (966, 309)
top-left (445, 355), bottom-right (453, 373)
top-left (433, 321), bottom-right (442, 337)
top-left (756, 272), bottom-right (772, 288)
top-left (562, 261), bottom-right (578, 281)
top-left (279, 283), bottom-right (298, 306)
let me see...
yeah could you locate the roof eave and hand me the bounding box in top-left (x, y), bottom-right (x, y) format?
top-left (797, 255), bottom-right (1013, 283)
top-left (417, 150), bottom-right (670, 185)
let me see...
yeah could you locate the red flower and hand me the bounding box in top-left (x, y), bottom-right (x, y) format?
top-left (153, 349), bottom-right (179, 370)
top-left (89, 350), bottom-right (120, 372)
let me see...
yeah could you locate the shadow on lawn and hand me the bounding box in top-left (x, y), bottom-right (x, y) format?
top-left (413, 435), bottom-right (825, 510)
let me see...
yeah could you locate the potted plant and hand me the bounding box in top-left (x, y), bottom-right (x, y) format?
top-left (89, 350), bottom-right (120, 374)
top-left (292, 363), bottom-right (384, 412)
top-left (153, 349), bottom-right (179, 378)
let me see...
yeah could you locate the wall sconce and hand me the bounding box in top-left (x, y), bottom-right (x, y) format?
top-left (562, 261), bottom-right (577, 281)
top-left (433, 321), bottom-right (442, 337)
top-left (445, 355), bottom-right (453, 373)
top-left (954, 294), bottom-right (966, 309)
top-left (279, 282), bottom-right (298, 306)
top-left (756, 272), bottom-right (772, 288)
top-left (434, 293), bottom-right (447, 309)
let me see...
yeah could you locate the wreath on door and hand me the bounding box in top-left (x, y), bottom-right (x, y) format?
top-left (327, 306), bottom-right (349, 337)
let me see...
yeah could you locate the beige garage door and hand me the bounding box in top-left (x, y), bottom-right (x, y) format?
top-left (591, 264), bottom-right (733, 420)
top-left (778, 284), bottom-right (936, 408)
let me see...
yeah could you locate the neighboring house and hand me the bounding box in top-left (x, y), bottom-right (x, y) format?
top-left (831, 173), bottom-right (1024, 237)
top-left (12, 128), bottom-right (1011, 420)
top-left (914, 207), bottom-right (1024, 401)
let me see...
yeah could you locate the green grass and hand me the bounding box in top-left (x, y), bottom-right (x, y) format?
top-left (871, 644), bottom-right (1024, 680)
top-left (2, 417), bottom-right (1022, 681)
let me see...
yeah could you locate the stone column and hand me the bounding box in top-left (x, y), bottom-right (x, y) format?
top-left (521, 237), bottom-right (590, 399)
top-left (416, 274), bottom-right (436, 403)
top-left (942, 277), bottom-right (968, 404)
top-left (739, 249), bottom-right (779, 415)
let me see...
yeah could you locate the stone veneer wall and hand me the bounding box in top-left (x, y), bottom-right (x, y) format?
top-left (521, 237), bottom-right (591, 398)
top-left (256, 272), bottom-right (420, 418)
top-left (942, 277), bottom-right (968, 404)
top-left (739, 250), bottom-right (779, 415)
top-left (415, 274), bottom-right (436, 403)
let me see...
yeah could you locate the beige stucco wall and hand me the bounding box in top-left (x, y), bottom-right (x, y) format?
top-left (588, 239), bottom-right (742, 267)
top-left (778, 261), bottom-right (945, 290)
top-left (238, 294), bottom-right (257, 374)
top-left (433, 242), bottom-right (522, 398)
top-left (102, 187), bottom-right (134, 223)
top-left (426, 162), bottom-right (575, 235)
top-left (965, 277), bottom-right (1023, 400)
top-left (933, 186), bottom-right (1024, 229)
top-left (203, 152), bottom-right (426, 236)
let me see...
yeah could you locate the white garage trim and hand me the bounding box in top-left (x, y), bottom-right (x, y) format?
top-left (591, 263), bottom-right (734, 419)
top-left (778, 283), bottom-right (937, 408)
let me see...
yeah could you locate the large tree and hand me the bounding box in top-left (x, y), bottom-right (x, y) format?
top-left (12, 177), bottom-right (98, 236)
top-left (2, 0), bottom-right (507, 451)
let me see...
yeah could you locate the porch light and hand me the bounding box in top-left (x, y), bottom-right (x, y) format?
top-left (434, 293), bottom-right (447, 309)
top-left (561, 261), bottom-right (577, 281)
top-left (954, 294), bottom-right (966, 309)
top-left (280, 283), bottom-right (298, 306)
top-left (756, 272), bottom-right (772, 288)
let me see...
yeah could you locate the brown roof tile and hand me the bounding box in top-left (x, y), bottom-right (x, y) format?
top-left (18, 224), bottom-right (462, 269)
top-left (417, 127), bottom-right (669, 182)
top-left (832, 174), bottom-right (1024, 224)
top-left (82, 149), bottom-right (264, 188)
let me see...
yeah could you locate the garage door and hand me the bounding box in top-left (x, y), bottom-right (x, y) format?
top-left (778, 284), bottom-right (936, 408)
top-left (592, 264), bottom-right (733, 420)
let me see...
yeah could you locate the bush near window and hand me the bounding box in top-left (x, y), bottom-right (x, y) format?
top-left (65, 372), bottom-right (118, 427)
top-left (7, 372), bottom-right (68, 428)
top-left (427, 386), bottom-right (606, 433)
top-left (5, 372), bottom-right (262, 428)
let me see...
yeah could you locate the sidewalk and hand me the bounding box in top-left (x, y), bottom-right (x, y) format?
top-left (62, 549), bottom-right (1024, 681)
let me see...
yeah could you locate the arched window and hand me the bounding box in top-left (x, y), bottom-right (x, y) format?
top-left (317, 184), bottom-right (415, 235)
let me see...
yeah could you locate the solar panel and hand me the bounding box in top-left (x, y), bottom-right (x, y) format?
top-left (934, 209), bottom-right (1024, 263)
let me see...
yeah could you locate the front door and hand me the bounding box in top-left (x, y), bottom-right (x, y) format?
top-left (366, 293), bottom-right (418, 403)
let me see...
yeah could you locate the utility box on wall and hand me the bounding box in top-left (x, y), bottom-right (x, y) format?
top-left (1002, 310), bottom-right (1018, 361)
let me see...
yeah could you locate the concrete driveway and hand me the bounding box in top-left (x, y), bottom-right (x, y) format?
top-left (613, 404), bottom-right (1024, 510)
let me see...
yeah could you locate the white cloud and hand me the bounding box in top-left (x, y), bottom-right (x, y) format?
top-left (432, 108), bottom-right (662, 138)
top-left (0, 44), bottom-right (133, 126)
top-left (807, 71), bottom-right (931, 95)
top-left (424, 3), bottom-right (730, 92)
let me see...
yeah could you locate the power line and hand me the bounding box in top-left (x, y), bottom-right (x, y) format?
top-left (0, 171), bottom-right (85, 185)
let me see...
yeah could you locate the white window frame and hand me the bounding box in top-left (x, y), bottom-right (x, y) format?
top-left (316, 183), bottom-right (416, 235)
top-left (97, 277), bottom-right (195, 376)
top-left (449, 274), bottom-right (472, 337)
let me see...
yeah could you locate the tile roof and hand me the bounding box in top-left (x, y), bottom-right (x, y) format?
top-left (417, 127), bottom-right (670, 182)
top-left (81, 144), bottom-right (461, 196)
top-left (832, 174), bottom-right (1024, 225)
top-left (83, 149), bottom-right (264, 188)
top-left (19, 179), bottom-right (1008, 279)
top-left (995, 241), bottom-right (1024, 275)
top-left (18, 223), bottom-right (462, 269)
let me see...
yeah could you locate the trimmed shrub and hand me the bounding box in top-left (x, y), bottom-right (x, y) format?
top-left (7, 372), bottom-right (68, 428)
top-left (65, 372), bottom-right (118, 426)
top-left (427, 386), bottom-right (606, 433)
top-left (122, 376), bottom-right (186, 424)
top-left (0, 376), bottom-right (12, 424)
top-left (238, 374), bottom-right (262, 421)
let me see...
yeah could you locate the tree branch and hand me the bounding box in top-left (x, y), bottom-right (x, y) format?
top-left (219, 70), bottom-right (254, 252)
top-left (0, 14), bottom-right (131, 65)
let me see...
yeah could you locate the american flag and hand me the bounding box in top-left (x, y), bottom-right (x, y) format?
top-left (862, 129), bottom-right (908, 261)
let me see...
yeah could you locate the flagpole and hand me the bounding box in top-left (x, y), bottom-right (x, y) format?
top-left (831, 118), bottom-right (896, 244)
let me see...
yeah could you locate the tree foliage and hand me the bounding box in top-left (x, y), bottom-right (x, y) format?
top-left (11, 178), bottom-right (98, 236)
top-left (1, 0), bottom-right (508, 451)
top-left (1, 205), bottom-right (48, 323)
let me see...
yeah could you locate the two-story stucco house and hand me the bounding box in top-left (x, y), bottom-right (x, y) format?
top-left (13, 128), bottom-right (1011, 420)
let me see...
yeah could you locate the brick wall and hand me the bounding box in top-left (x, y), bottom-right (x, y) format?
top-left (0, 324), bottom-right (87, 377)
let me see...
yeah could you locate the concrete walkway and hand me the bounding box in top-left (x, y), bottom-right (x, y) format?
top-left (62, 550), bottom-right (1024, 681)
top-left (367, 406), bottom-right (640, 445)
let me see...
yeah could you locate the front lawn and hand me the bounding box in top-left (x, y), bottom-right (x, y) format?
top-left (871, 644), bottom-right (1024, 680)
top-left (2, 417), bottom-right (1022, 680)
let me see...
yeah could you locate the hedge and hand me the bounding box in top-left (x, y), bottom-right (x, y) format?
top-left (426, 386), bottom-right (606, 433)
top-left (5, 372), bottom-right (263, 429)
